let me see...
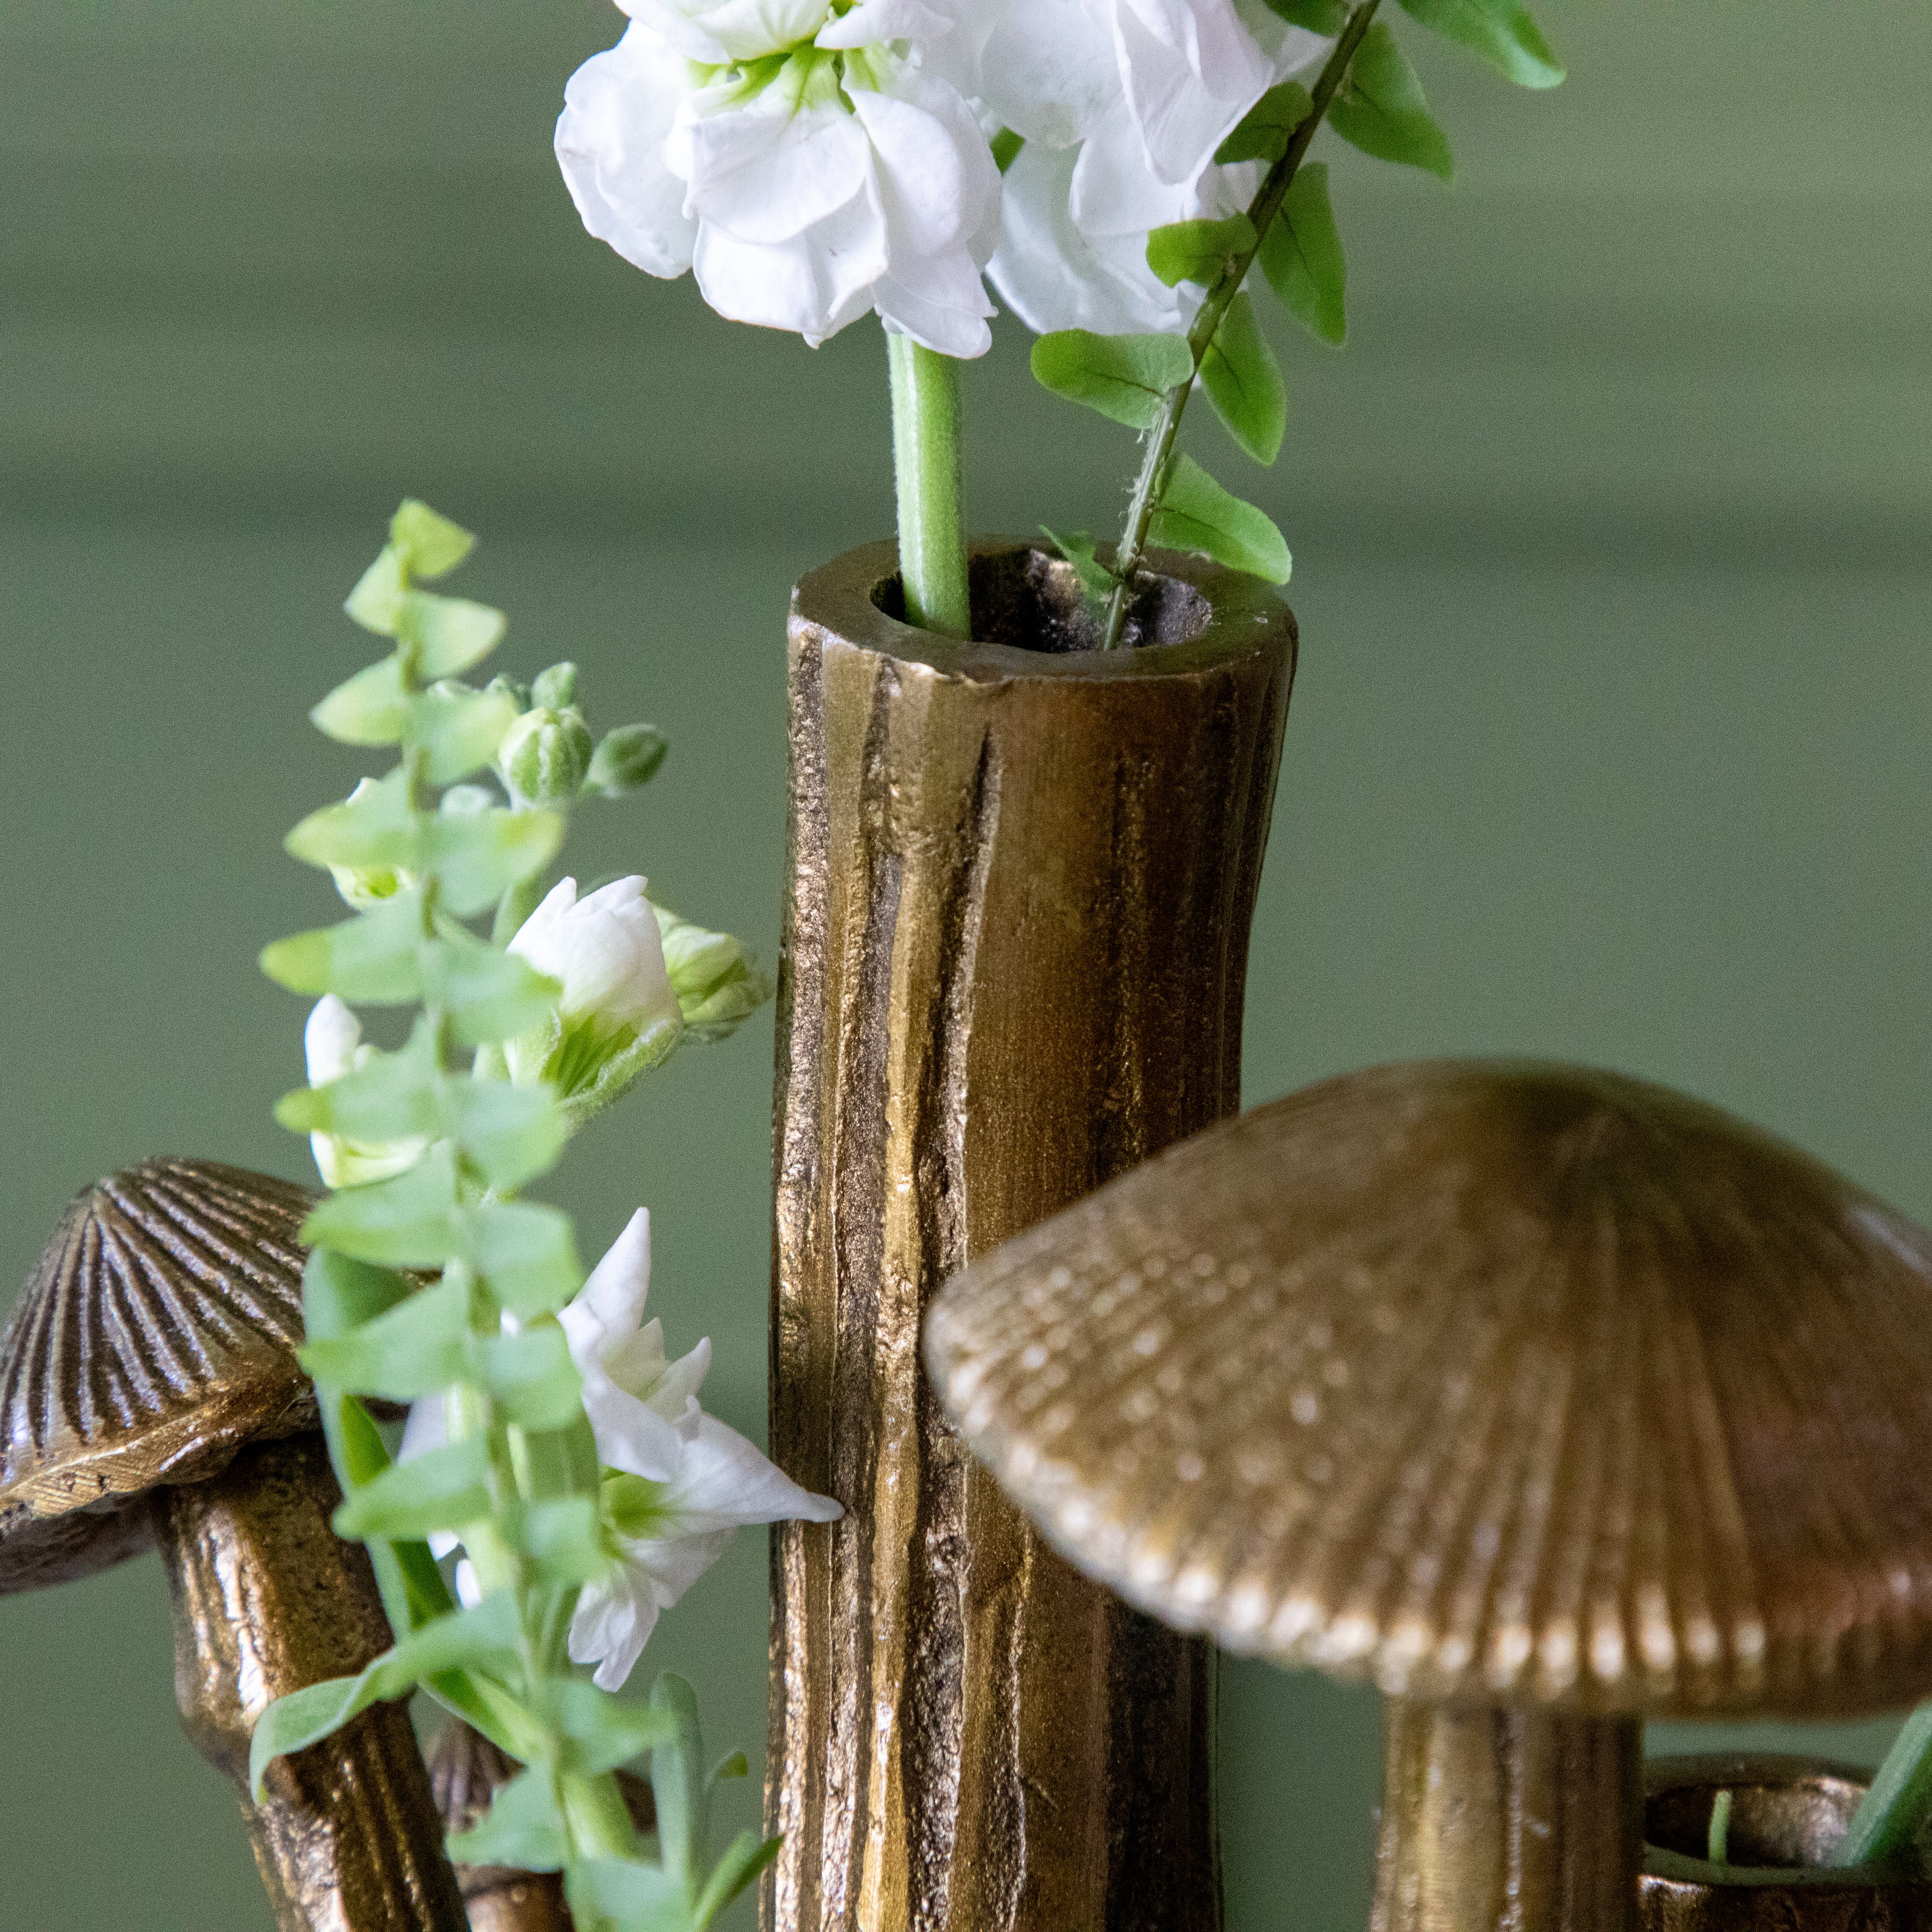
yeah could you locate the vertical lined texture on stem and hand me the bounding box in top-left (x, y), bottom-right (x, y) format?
top-left (1372, 1701), bottom-right (1642, 1932)
top-left (887, 331), bottom-right (971, 641)
top-left (766, 540), bottom-right (1295, 1931)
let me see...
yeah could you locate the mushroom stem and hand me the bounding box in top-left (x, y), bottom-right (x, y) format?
top-left (1372, 1700), bottom-right (1642, 1931)
top-left (153, 1432), bottom-right (467, 1931)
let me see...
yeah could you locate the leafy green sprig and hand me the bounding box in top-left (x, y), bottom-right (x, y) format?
top-left (251, 501), bottom-right (773, 1931)
top-left (1028, 0), bottom-right (1563, 646)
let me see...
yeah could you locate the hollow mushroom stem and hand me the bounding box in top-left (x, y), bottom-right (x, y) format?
top-left (1372, 1700), bottom-right (1643, 1932)
top-left (153, 1432), bottom-right (467, 1931)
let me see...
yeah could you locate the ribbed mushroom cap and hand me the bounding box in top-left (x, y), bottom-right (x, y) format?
top-left (925, 1060), bottom-right (1932, 1721)
top-left (0, 1157), bottom-right (318, 1592)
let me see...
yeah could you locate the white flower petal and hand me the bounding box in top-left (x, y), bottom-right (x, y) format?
top-left (1112, 0), bottom-right (1269, 184)
top-left (570, 1568), bottom-right (660, 1691)
top-left (581, 1356), bottom-right (686, 1482)
top-left (679, 82), bottom-right (874, 245)
top-left (556, 27), bottom-right (699, 279)
top-left (975, 0), bottom-right (1118, 149)
top-left (304, 996), bottom-right (362, 1087)
top-left (399, 1392), bottom-right (449, 1463)
top-left (816, 0), bottom-right (954, 47)
top-left (623, 0), bottom-right (831, 63)
top-left (848, 67), bottom-right (997, 258)
top-left (662, 1413), bottom-right (845, 1535)
top-left (565, 1207), bottom-right (654, 1351)
top-left (692, 184), bottom-right (889, 345)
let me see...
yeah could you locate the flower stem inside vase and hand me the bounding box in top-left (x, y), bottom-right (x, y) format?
top-left (886, 328), bottom-right (970, 641)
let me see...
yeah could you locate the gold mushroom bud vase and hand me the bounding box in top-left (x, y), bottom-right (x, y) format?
top-left (0, 1158), bottom-right (465, 1931)
top-left (924, 1060), bottom-right (1932, 1930)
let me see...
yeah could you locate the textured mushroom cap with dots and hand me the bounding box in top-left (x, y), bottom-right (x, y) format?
top-left (924, 1060), bottom-right (1932, 1720)
top-left (0, 1158), bottom-right (318, 1593)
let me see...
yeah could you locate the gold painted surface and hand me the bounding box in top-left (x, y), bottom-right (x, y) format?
top-left (768, 540), bottom-right (1296, 1932)
top-left (156, 1432), bottom-right (467, 1931)
top-left (1639, 1756), bottom-right (1932, 1929)
top-left (1371, 1702), bottom-right (1642, 1931)
top-left (0, 1157), bottom-right (317, 1590)
top-left (925, 1060), bottom-right (1932, 1722)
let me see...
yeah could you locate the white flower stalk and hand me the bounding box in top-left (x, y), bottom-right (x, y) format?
top-left (557, 2), bottom-right (1001, 356)
top-left (504, 876), bottom-right (683, 1121)
top-left (401, 1210), bottom-right (841, 1693)
top-left (946, 0), bottom-right (1329, 335)
top-left (302, 996), bottom-right (428, 1188)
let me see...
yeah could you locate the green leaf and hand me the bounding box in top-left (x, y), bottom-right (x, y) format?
top-left (333, 1435), bottom-right (492, 1541)
top-left (521, 1496), bottom-right (608, 1583)
top-left (1149, 453), bottom-right (1292, 584)
top-left (300, 1269), bottom-right (471, 1401)
top-left (1039, 527), bottom-right (1117, 603)
top-left (260, 893), bottom-right (424, 1003)
top-left (300, 1143), bottom-right (458, 1268)
top-left (1215, 81), bottom-right (1313, 164)
top-left (275, 1017), bottom-right (438, 1144)
top-left (480, 1323), bottom-right (583, 1431)
top-left (423, 936), bottom-right (558, 1046)
top-left (311, 657), bottom-right (408, 746)
top-left (447, 1767), bottom-right (570, 1874)
top-left (345, 546), bottom-right (409, 636)
top-left (1030, 330), bottom-right (1193, 430)
top-left (1145, 212), bottom-right (1256, 289)
top-left (389, 500), bottom-right (476, 581)
top-left (546, 1680), bottom-right (677, 1778)
top-left (1200, 293), bottom-right (1287, 464)
top-left (564, 1859), bottom-right (688, 1931)
top-left (284, 771), bottom-right (413, 875)
top-left (444, 1077), bottom-right (567, 1190)
top-left (1329, 21), bottom-right (1455, 180)
top-left (650, 1674), bottom-right (706, 1891)
top-left (1258, 0), bottom-right (1346, 30)
top-left (586, 723), bottom-right (669, 798)
top-left (456, 1199), bottom-right (581, 1318)
top-left (1396, 0), bottom-right (1563, 86)
top-left (397, 591), bottom-right (506, 680)
top-left (409, 684), bottom-right (520, 787)
top-left (303, 1247), bottom-right (416, 1342)
top-left (423, 807), bottom-right (565, 918)
top-left (693, 1833), bottom-right (782, 1928)
top-left (249, 1592), bottom-right (518, 1798)
top-left (1257, 162), bottom-right (1347, 346)
top-left (990, 127), bottom-right (1024, 173)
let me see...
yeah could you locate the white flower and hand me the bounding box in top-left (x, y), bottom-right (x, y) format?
top-left (399, 1209), bottom-right (842, 1693)
top-left (556, 5), bottom-right (1000, 356)
top-left (945, 0), bottom-right (1329, 336)
top-left (505, 875), bottom-right (683, 1111)
top-left (302, 996), bottom-right (428, 1189)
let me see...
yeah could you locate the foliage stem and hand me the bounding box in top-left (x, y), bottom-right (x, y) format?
top-left (1829, 1702), bottom-right (1932, 1869)
top-left (887, 328), bottom-right (971, 639)
top-left (1100, 0), bottom-right (1382, 649)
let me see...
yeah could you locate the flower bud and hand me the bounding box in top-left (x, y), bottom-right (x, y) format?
top-left (586, 723), bottom-right (669, 797)
top-left (486, 672), bottom-right (532, 712)
top-left (329, 776), bottom-right (414, 909)
top-left (652, 905), bottom-right (772, 1044)
top-left (531, 661), bottom-right (579, 710)
top-left (499, 705), bottom-right (594, 807)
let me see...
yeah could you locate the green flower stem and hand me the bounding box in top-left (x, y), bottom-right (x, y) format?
top-left (887, 328), bottom-right (971, 640)
top-left (1100, 0), bottom-right (1382, 650)
top-left (1829, 1703), bottom-right (1932, 1869)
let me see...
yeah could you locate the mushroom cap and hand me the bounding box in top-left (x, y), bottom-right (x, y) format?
top-left (924, 1060), bottom-right (1932, 1721)
top-left (0, 1157), bottom-right (318, 1593)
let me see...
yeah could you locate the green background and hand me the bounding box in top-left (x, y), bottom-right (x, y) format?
top-left (2, 2), bottom-right (1927, 1925)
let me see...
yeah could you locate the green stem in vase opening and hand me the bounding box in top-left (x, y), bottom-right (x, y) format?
top-left (1830, 1702), bottom-right (1932, 1870)
top-left (1100, 0), bottom-right (1383, 650)
top-left (887, 328), bottom-right (971, 640)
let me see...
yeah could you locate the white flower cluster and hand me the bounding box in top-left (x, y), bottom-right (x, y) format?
top-left (557, 0), bottom-right (1331, 351)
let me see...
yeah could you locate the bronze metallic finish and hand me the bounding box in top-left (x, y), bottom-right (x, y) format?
top-left (1639, 1756), bottom-right (1932, 1928)
top-left (1371, 1702), bottom-right (1642, 1931)
top-left (157, 1432), bottom-right (467, 1930)
top-left (0, 1157), bottom-right (316, 1590)
top-left (926, 1060), bottom-right (1932, 1722)
top-left (769, 540), bottom-right (1295, 1932)
top-left (427, 1720), bottom-right (656, 1930)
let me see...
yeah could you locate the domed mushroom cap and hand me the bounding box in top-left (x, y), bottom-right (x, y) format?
top-left (925, 1061), bottom-right (1932, 1720)
top-left (0, 1158), bottom-right (318, 1592)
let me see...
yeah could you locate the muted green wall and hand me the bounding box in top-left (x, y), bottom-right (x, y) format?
top-left (2, 4), bottom-right (1928, 1927)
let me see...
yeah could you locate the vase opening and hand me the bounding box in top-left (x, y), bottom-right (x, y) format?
top-left (1645, 1763), bottom-right (1864, 1871)
top-left (871, 545), bottom-right (1213, 655)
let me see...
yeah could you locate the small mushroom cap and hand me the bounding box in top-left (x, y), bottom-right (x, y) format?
top-left (0, 1157), bottom-right (318, 1592)
top-left (925, 1060), bottom-right (1932, 1721)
